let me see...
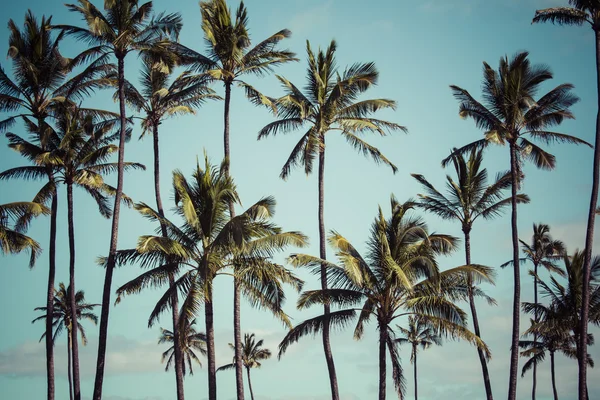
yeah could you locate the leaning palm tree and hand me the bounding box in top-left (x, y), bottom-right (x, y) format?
top-left (259, 40), bottom-right (405, 400)
top-left (159, 318), bottom-right (207, 377)
top-left (217, 333), bottom-right (272, 400)
top-left (56, 3), bottom-right (182, 398)
top-left (413, 147), bottom-right (527, 400)
top-left (32, 283), bottom-right (98, 400)
top-left (446, 51), bottom-right (588, 400)
top-left (112, 155), bottom-right (307, 400)
top-left (532, 6), bottom-right (600, 398)
top-left (198, 2), bottom-right (296, 395)
top-left (279, 197), bottom-right (492, 400)
top-left (0, 201), bottom-right (47, 266)
top-left (396, 316), bottom-right (442, 400)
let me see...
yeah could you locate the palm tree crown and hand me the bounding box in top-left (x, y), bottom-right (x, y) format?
top-left (159, 318), bottom-right (207, 376)
top-left (0, 201), bottom-right (47, 267)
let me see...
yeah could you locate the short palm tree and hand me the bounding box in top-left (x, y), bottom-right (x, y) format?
top-left (55, 4), bottom-right (182, 397)
top-left (32, 283), bottom-right (98, 400)
top-left (446, 51), bottom-right (588, 400)
top-left (112, 155), bottom-right (307, 400)
top-left (532, 6), bottom-right (600, 397)
top-left (413, 147), bottom-right (527, 400)
top-left (396, 316), bottom-right (442, 400)
top-left (259, 40), bottom-right (405, 400)
top-left (159, 318), bottom-right (207, 377)
top-left (217, 333), bottom-right (272, 400)
top-left (279, 197), bottom-right (492, 400)
top-left (0, 201), bottom-right (47, 266)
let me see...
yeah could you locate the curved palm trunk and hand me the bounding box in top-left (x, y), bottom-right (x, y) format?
top-left (507, 142), bottom-right (521, 400)
top-left (378, 325), bottom-right (387, 400)
top-left (246, 367), bottom-right (255, 400)
top-left (67, 330), bottom-right (73, 400)
top-left (413, 346), bottom-right (418, 400)
top-left (464, 229), bottom-right (494, 400)
top-left (152, 125), bottom-right (185, 400)
top-left (579, 27), bottom-right (600, 400)
top-left (533, 262), bottom-right (539, 400)
top-left (93, 55), bottom-right (128, 400)
top-left (67, 182), bottom-right (81, 400)
top-left (319, 142), bottom-right (340, 400)
top-left (205, 291), bottom-right (217, 400)
top-left (46, 190), bottom-right (57, 400)
top-left (223, 80), bottom-right (246, 400)
top-left (550, 351), bottom-right (558, 400)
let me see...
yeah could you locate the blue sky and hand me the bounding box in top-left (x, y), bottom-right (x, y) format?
top-left (0, 0), bottom-right (598, 399)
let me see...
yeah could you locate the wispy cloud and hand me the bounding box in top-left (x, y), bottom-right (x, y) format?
top-left (288, 1), bottom-right (334, 35)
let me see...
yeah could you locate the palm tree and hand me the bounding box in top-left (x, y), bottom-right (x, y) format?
top-left (446, 51), bottom-right (588, 400)
top-left (32, 283), bottom-right (99, 400)
top-left (279, 197), bottom-right (492, 400)
top-left (198, 2), bottom-right (296, 395)
top-left (122, 52), bottom-right (217, 390)
top-left (0, 201), bottom-right (47, 265)
top-left (159, 318), bottom-right (207, 377)
top-left (217, 333), bottom-right (272, 400)
top-left (413, 147), bottom-right (527, 400)
top-left (56, 3), bottom-right (182, 398)
top-left (1, 12), bottom-right (109, 399)
top-left (532, 6), bottom-right (600, 398)
top-left (112, 155), bottom-right (307, 400)
top-left (396, 316), bottom-right (442, 400)
top-left (259, 40), bottom-right (405, 400)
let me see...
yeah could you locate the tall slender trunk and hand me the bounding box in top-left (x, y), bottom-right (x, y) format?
top-left (579, 27), bottom-right (600, 400)
top-left (550, 351), bottom-right (558, 400)
top-left (246, 367), bottom-right (254, 400)
top-left (378, 324), bottom-right (387, 400)
top-left (46, 190), bottom-right (57, 400)
top-left (152, 124), bottom-right (185, 400)
top-left (413, 346), bottom-right (418, 400)
top-left (205, 288), bottom-right (217, 400)
top-left (67, 182), bottom-right (81, 400)
top-left (464, 228), bottom-right (494, 400)
top-left (533, 262), bottom-right (539, 400)
top-left (319, 139), bottom-right (340, 400)
top-left (68, 331), bottom-right (73, 400)
top-left (93, 54), bottom-right (127, 400)
top-left (507, 141), bottom-right (521, 400)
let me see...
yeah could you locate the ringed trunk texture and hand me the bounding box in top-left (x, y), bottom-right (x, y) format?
top-left (319, 141), bottom-right (340, 400)
top-left (551, 351), bottom-right (558, 400)
top-left (464, 229), bottom-right (494, 400)
top-left (246, 367), bottom-right (255, 400)
top-left (152, 125), bottom-right (185, 400)
top-left (378, 325), bottom-right (387, 400)
top-left (533, 263), bottom-right (539, 400)
top-left (93, 55), bottom-right (127, 400)
top-left (67, 182), bottom-right (81, 400)
top-left (579, 27), bottom-right (600, 400)
top-left (68, 331), bottom-right (73, 400)
top-left (507, 142), bottom-right (521, 400)
top-left (205, 293), bottom-right (217, 400)
top-left (46, 190), bottom-right (57, 400)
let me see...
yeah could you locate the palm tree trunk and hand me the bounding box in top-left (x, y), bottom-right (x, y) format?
top-left (507, 141), bottom-right (521, 400)
top-left (579, 27), bottom-right (600, 400)
top-left (68, 331), bottom-right (73, 400)
top-left (93, 54), bottom-right (128, 400)
top-left (205, 292), bottom-right (217, 400)
top-left (66, 182), bottom-right (81, 400)
top-left (319, 140), bottom-right (340, 400)
top-left (413, 346), bottom-right (418, 400)
top-left (152, 124), bottom-right (185, 400)
top-left (533, 262), bottom-right (539, 400)
top-left (464, 228), bottom-right (494, 400)
top-left (246, 367), bottom-right (255, 400)
top-left (378, 325), bottom-right (387, 400)
top-left (550, 351), bottom-right (558, 400)
top-left (46, 190), bottom-right (57, 400)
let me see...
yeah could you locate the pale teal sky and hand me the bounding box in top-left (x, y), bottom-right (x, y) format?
top-left (0, 0), bottom-right (598, 399)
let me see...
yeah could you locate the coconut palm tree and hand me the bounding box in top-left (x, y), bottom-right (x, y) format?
top-left (32, 283), bottom-right (98, 400)
top-left (217, 333), bottom-right (272, 400)
top-left (55, 4), bottom-right (182, 397)
top-left (279, 197), bottom-right (492, 400)
top-left (532, 6), bottom-right (600, 398)
top-left (198, 2), bottom-right (296, 395)
top-left (396, 316), bottom-right (442, 400)
top-left (159, 318), bottom-right (207, 377)
top-left (0, 201), bottom-right (47, 265)
top-left (112, 155), bottom-right (307, 400)
top-left (259, 40), bottom-right (405, 400)
top-left (1, 12), bottom-right (110, 399)
top-left (446, 51), bottom-right (588, 400)
top-left (413, 147), bottom-right (528, 400)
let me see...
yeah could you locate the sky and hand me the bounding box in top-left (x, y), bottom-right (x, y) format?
top-left (0, 0), bottom-right (598, 399)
